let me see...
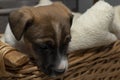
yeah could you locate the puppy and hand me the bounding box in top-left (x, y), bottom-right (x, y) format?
top-left (1, 2), bottom-right (73, 77)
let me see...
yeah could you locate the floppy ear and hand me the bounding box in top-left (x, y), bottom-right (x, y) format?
top-left (9, 7), bottom-right (33, 41)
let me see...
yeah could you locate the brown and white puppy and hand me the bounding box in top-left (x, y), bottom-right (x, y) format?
top-left (1, 2), bottom-right (73, 76)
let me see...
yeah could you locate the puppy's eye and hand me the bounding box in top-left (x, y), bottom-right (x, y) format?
top-left (39, 44), bottom-right (48, 49)
top-left (33, 43), bottom-right (48, 50)
top-left (66, 37), bottom-right (71, 43)
top-left (65, 35), bottom-right (71, 44)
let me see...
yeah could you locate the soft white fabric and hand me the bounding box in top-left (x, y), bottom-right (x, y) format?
top-left (72, 12), bottom-right (81, 24)
top-left (111, 6), bottom-right (120, 39)
top-left (68, 1), bottom-right (117, 52)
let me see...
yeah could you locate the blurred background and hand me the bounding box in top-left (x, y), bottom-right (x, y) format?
top-left (0, 0), bottom-right (120, 33)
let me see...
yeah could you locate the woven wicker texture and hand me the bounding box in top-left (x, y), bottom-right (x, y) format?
top-left (1, 39), bottom-right (120, 80)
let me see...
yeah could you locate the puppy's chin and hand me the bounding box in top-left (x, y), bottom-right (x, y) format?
top-left (36, 64), bottom-right (56, 77)
top-left (36, 62), bottom-right (49, 75)
top-left (36, 62), bottom-right (66, 77)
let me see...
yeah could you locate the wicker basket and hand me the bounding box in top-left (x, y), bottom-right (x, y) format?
top-left (0, 33), bottom-right (120, 80)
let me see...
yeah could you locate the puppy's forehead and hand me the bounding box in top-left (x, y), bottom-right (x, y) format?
top-left (28, 3), bottom-right (70, 22)
top-left (25, 20), bottom-right (70, 46)
top-left (24, 3), bottom-right (71, 45)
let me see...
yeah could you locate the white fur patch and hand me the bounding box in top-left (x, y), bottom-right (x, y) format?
top-left (0, 24), bottom-right (26, 52)
top-left (57, 57), bottom-right (68, 70)
top-left (35, 0), bottom-right (52, 7)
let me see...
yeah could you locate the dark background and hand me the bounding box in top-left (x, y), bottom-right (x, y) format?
top-left (0, 0), bottom-right (120, 33)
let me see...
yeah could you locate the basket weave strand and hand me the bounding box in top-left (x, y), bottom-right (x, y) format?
top-left (1, 40), bottom-right (120, 80)
top-left (0, 42), bottom-right (16, 77)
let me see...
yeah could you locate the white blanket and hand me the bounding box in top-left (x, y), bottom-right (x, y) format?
top-left (68, 0), bottom-right (118, 52)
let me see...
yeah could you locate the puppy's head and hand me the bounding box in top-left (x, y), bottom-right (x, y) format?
top-left (9, 2), bottom-right (73, 77)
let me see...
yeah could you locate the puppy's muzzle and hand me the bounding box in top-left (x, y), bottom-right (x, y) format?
top-left (47, 57), bottom-right (68, 77)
